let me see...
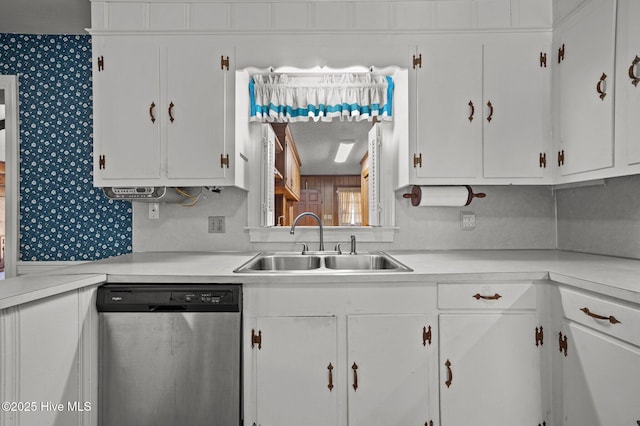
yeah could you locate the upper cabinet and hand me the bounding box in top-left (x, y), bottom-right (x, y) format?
top-left (92, 36), bottom-right (246, 189)
top-left (617, 0), bottom-right (640, 166)
top-left (553, 0), bottom-right (616, 179)
top-left (409, 33), bottom-right (552, 185)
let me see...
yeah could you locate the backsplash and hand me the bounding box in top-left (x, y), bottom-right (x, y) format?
top-left (133, 185), bottom-right (557, 252)
top-left (0, 34), bottom-right (132, 261)
top-left (557, 175), bottom-right (640, 259)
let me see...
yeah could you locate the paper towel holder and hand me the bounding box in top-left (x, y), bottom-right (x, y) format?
top-left (402, 185), bottom-right (486, 207)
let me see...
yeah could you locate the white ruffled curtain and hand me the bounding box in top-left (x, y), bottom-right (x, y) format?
top-left (249, 73), bottom-right (394, 122)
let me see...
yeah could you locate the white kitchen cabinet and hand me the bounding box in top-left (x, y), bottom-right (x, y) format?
top-left (346, 314), bottom-right (430, 426)
top-left (0, 286), bottom-right (99, 426)
top-left (617, 0), bottom-right (640, 165)
top-left (438, 283), bottom-right (546, 425)
top-left (560, 322), bottom-right (640, 426)
top-left (557, 287), bottom-right (640, 425)
top-left (411, 34), bottom-right (550, 184)
top-left (249, 314), bottom-right (434, 426)
top-left (554, 0), bottom-right (616, 177)
top-left (243, 283), bottom-right (437, 426)
top-left (92, 36), bottom-right (242, 188)
top-left (253, 316), bottom-right (339, 426)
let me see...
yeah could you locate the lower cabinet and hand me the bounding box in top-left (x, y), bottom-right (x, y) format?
top-left (439, 313), bottom-right (544, 425)
top-left (250, 314), bottom-right (432, 426)
top-left (437, 282), bottom-right (546, 426)
top-left (254, 316), bottom-right (339, 426)
top-left (561, 322), bottom-right (640, 426)
top-left (557, 287), bottom-right (640, 426)
top-left (346, 315), bottom-right (430, 426)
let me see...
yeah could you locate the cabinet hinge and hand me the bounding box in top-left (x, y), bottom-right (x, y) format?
top-left (539, 422), bottom-right (547, 426)
top-left (422, 325), bottom-right (432, 346)
top-left (557, 150), bottom-right (565, 167)
top-left (535, 326), bottom-right (544, 347)
top-left (540, 52), bottom-right (547, 68)
top-left (425, 421), bottom-right (434, 426)
top-left (539, 153), bottom-right (547, 168)
top-left (220, 55), bottom-right (230, 71)
top-left (98, 155), bottom-right (106, 170)
top-left (558, 44), bottom-right (565, 63)
top-left (412, 53), bottom-right (422, 69)
top-left (251, 329), bottom-right (262, 350)
top-left (220, 153), bottom-right (230, 168)
top-left (559, 332), bottom-right (568, 357)
top-left (413, 153), bottom-right (423, 168)
top-left (97, 55), bottom-right (105, 72)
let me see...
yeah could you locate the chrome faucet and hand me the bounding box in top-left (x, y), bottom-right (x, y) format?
top-left (290, 212), bottom-right (324, 251)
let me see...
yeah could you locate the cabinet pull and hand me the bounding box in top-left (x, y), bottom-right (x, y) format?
top-left (580, 307), bottom-right (622, 324)
top-left (327, 363), bottom-right (334, 391)
top-left (629, 55), bottom-right (640, 87)
top-left (596, 73), bottom-right (607, 100)
top-left (149, 102), bottom-right (156, 123)
top-left (472, 293), bottom-right (502, 300)
top-left (486, 101), bottom-right (494, 122)
top-left (468, 100), bottom-right (475, 122)
top-left (352, 362), bottom-right (359, 391)
top-left (168, 101), bottom-right (175, 123)
top-left (445, 359), bottom-right (453, 388)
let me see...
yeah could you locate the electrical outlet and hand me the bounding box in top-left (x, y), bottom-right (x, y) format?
top-left (460, 211), bottom-right (475, 230)
top-left (208, 216), bottom-right (226, 233)
top-left (149, 203), bottom-right (160, 220)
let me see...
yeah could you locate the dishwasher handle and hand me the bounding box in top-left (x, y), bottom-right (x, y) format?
top-left (148, 305), bottom-right (188, 312)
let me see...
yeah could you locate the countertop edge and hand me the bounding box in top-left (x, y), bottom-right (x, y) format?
top-left (0, 274), bottom-right (107, 310)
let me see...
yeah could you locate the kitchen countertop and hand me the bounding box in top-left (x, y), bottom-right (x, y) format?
top-left (2, 250), bottom-right (640, 309)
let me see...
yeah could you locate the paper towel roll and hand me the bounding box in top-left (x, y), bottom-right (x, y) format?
top-left (403, 185), bottom-right (486, 207)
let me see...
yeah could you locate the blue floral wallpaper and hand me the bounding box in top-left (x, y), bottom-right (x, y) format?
top-left (0, 34), bottom-right (132, 261)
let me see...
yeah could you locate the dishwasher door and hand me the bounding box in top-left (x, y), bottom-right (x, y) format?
top-left (97, 285), bottom-right (241, 426)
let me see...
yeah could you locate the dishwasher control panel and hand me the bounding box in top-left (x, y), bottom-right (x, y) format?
top-left (96, 284), bottom-right (241, 312)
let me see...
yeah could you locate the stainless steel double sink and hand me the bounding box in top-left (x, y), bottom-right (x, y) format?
top-left (234, 252), bottom-right (412, 273)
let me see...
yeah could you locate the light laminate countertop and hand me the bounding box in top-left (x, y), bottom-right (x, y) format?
top-left (2, 250), bottom-right (640, 309)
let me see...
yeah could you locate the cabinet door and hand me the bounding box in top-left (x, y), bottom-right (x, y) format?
top-left (414, 40), bottom-right (482, 179)
top-left (439, 313), bottom-right (543, 425)
top-left (556, 0), bottom-right (616, 176)
top-left (166, 41), bottom-right (228, 181)
top-left (562, 322), bottom-right (640, 426)
top-left (93, 38), bottom-right (161, 182)
top-left (620, 0), bottom-right (640, 165)
top-left (483, 37), bottom-right (550, 178)
top-left (347, 314), bottom-right (431, 426)
top-left (255, 316), bottom-right (338, 426)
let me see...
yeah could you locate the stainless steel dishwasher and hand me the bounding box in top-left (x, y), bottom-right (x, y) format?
top-left (96, 284), bottom-right (241, 426)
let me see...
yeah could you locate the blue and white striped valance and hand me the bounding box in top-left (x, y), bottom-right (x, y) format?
top-left (249, 73), bottom-right (394, 122)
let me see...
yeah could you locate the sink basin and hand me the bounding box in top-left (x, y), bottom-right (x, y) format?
top-left (324, 253), bottom-right (410, 271)
top-left (234, 252), bottom-right (412, 273)
top-left (235, 254), bottom-right (322, 272)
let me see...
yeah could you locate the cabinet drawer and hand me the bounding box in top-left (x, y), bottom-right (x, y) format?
top-left (438, 282), bottom-right (536, 310)
top-left (560, 288), bottom-right (640, 347)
